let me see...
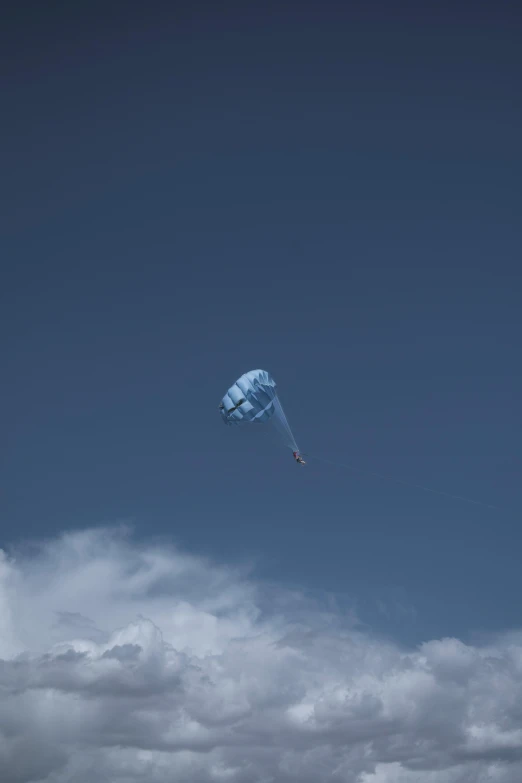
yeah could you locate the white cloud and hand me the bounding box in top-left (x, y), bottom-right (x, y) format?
top-left (1, 526), bottom-right (522, 782)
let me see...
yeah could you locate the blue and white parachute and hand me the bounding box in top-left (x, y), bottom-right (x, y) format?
top-left (219, 369), bottom-right (299, 451)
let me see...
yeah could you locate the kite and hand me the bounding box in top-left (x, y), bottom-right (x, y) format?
top-left (219, 369), bottom-right (305, 464)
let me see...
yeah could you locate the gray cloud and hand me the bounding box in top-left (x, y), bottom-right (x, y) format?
top-left (1, 527), bottom-right (522, 782)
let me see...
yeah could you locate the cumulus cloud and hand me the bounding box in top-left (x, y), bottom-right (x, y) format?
top-left (1, 526), bottom-right (522, 783)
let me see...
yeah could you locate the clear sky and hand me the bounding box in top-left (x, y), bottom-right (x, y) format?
top-left (1, 4), bottom-right (522, 780)
top-left (3, 0), bottom-right (521, 640)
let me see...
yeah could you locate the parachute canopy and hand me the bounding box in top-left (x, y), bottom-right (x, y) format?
top-left (219, 369), bottom-right (298, 451)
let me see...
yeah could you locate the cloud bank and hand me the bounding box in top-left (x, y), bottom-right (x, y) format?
top-left (1, 526), bottom-right (522, 782)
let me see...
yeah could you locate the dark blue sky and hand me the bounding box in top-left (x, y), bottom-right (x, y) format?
top-left (2, 1), bottom-right (521, 645)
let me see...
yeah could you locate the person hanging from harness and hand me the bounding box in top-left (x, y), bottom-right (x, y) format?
top-left (293, 451), bottom-right (306, 465)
